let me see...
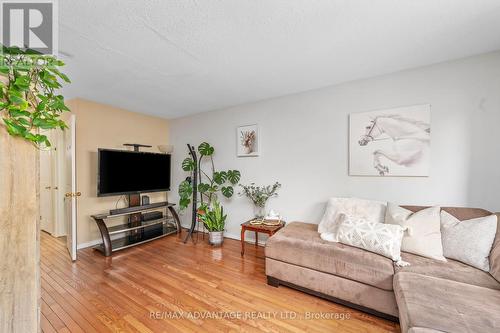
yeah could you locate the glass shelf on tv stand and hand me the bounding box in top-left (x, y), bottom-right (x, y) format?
top-left (94, 223), bottom-right (178, 254)
top-left (107, 216), bottom-right (175, 235)
top-left (90, 201), bottom-right (182, 256)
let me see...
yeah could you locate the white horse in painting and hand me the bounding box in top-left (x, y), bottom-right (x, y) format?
top-left (358, 115), bottom-right (430, 176)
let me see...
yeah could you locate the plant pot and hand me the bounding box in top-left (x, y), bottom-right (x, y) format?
top-left (208, 231), bottom-right (224, 246)
top-left (197, 209), bottom-right (206, 222)
top-left (254, 204), bottom-right (266, 219)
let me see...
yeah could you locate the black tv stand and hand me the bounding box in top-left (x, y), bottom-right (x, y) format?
top-left (91, 201), bottom-right (181, 256)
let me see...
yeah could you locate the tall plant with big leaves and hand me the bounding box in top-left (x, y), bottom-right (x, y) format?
top-left (0, 45), bottom-right (71, 147)
top-left (178, 142), bottom-right (241, 211)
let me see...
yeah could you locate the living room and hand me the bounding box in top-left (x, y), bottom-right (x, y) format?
top-left (1, 1), bottom-right (500, 333)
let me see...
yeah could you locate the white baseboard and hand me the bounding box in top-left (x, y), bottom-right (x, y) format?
top-left (77, 239), bottom-right (101, 250)
top-left (225, 231), bottom-right (267, 247)
top-left (77, 233), bottom-right (124, 250)
top-left (181, 223), bottom-right (267, 247)
top-left (77, 224), bottom-right (268, 250)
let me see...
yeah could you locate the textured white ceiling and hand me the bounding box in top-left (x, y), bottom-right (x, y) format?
top-left (59, 0), bottom-right (500, 119)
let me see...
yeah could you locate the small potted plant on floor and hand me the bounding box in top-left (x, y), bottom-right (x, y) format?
top-left (199, 199), bottom-right (227, 246)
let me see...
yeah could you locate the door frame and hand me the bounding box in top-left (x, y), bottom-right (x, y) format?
top-left (65, 114), bottom-right (77, 261)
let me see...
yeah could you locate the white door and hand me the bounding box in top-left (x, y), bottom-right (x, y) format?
top-left (40, 136), bottom-right (54, 234)
top-left (64, 115), bottom-right (77, 261)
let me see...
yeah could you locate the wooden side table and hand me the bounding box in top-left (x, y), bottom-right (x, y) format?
top-left (240, 220), bottom-right (285, 256)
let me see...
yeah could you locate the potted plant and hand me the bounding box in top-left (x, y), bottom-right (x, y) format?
top-left (199, 199), bottom-right (227, 246)
top-left (239, 182), bottom-right (281, 218)
top-left (178, 142), bottom-right (240, 243)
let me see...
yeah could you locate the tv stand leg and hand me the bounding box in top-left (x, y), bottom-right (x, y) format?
top-left (94, 218), bottom-right (112, 256)
top-left (168, 206), bottom-right (182, 234)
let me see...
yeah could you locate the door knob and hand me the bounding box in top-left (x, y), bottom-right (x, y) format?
top-left (53, 186), bottom-right (58, 190)
top-left (45, 186), bottom-right (51, 189)
top-left (65, 192), bottom-right (72, 198)
top-left (75, 192), bottom-right (81, 197)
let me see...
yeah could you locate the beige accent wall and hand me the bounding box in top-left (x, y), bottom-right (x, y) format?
top-left (65, 99), bottom-right (169, 247)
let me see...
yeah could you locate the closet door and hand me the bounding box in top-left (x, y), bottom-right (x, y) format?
top-left (40, 133), bottom-right (54, 234)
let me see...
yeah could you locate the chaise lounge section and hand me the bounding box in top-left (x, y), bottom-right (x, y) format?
top-left (265, 206), bottom-right (500, 332)
top-left (266, 221), bottom-right (399, 318)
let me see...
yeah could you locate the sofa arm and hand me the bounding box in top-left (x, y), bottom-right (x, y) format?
top-left (489, 213), bottom-right (500, 283)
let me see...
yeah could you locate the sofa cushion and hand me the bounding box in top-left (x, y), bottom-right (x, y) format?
top-left (385, 204), bottom-right (445, 261)
top-left (395, 252), bottom-right (500, 290)
top-left (394, 272), bottom-right (500, 333)
top-left (318, 197), bottom-right (386, 237)
top-left (441, 211), bottom-right (497, 271)
top-left (334, 215), bottom-right (405, 262)
top-left (402, 206), bottom-right (500, 283)
top-left (266, 257), bottom-right (399, 317)
top-left (402, 206), bottom-right (492, 221)
top-left (265, 222), bottom-right (395, 291)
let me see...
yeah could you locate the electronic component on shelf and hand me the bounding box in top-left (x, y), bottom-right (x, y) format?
top-left (142, 211), bottom-right (163, 221)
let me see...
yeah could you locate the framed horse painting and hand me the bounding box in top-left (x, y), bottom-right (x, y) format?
top-left (349, 104), bottom-right (431, 176)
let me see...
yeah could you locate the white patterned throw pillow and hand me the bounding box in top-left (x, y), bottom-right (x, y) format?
top-left (334, 214), bottom-right (408, 265)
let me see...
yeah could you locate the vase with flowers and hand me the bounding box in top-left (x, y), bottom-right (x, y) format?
top-left (239, 182), bottom-right (281, 219)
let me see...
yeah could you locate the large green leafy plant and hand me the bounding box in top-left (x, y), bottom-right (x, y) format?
top-left (199, 198), bottom-right (226, 232)
top-left (0, 45), bottom-right (71, 147)
top-left (178, 142), bottom-right (241, 210)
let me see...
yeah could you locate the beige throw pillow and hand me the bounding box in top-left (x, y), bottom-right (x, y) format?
top-left (441, 211), bottom-right (497, 271)
top-left (385, 203), bottom-right (446, 261)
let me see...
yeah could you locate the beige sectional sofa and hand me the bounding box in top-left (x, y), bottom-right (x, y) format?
top-left (265, 206), bottom-right (500, 332)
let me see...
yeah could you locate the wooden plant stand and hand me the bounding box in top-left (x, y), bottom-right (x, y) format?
top-left (240, 219), bottom-right (285, 256)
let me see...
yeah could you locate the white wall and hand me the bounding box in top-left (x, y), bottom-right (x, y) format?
top-left (169, 51), bottom-right (500, 240)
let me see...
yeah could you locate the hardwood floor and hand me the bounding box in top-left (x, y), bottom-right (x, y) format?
top-left (41, 230), bottom-right (400, 333)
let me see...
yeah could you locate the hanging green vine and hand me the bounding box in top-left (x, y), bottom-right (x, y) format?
top-left (0, 45), bottom-right (71, 147)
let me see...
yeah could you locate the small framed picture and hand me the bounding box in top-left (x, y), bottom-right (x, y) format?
top-left (237, 124), bottom-right (259, 157)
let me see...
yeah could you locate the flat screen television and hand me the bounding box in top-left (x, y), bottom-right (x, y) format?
top-left (97, 149), bottom-right (171, 197)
